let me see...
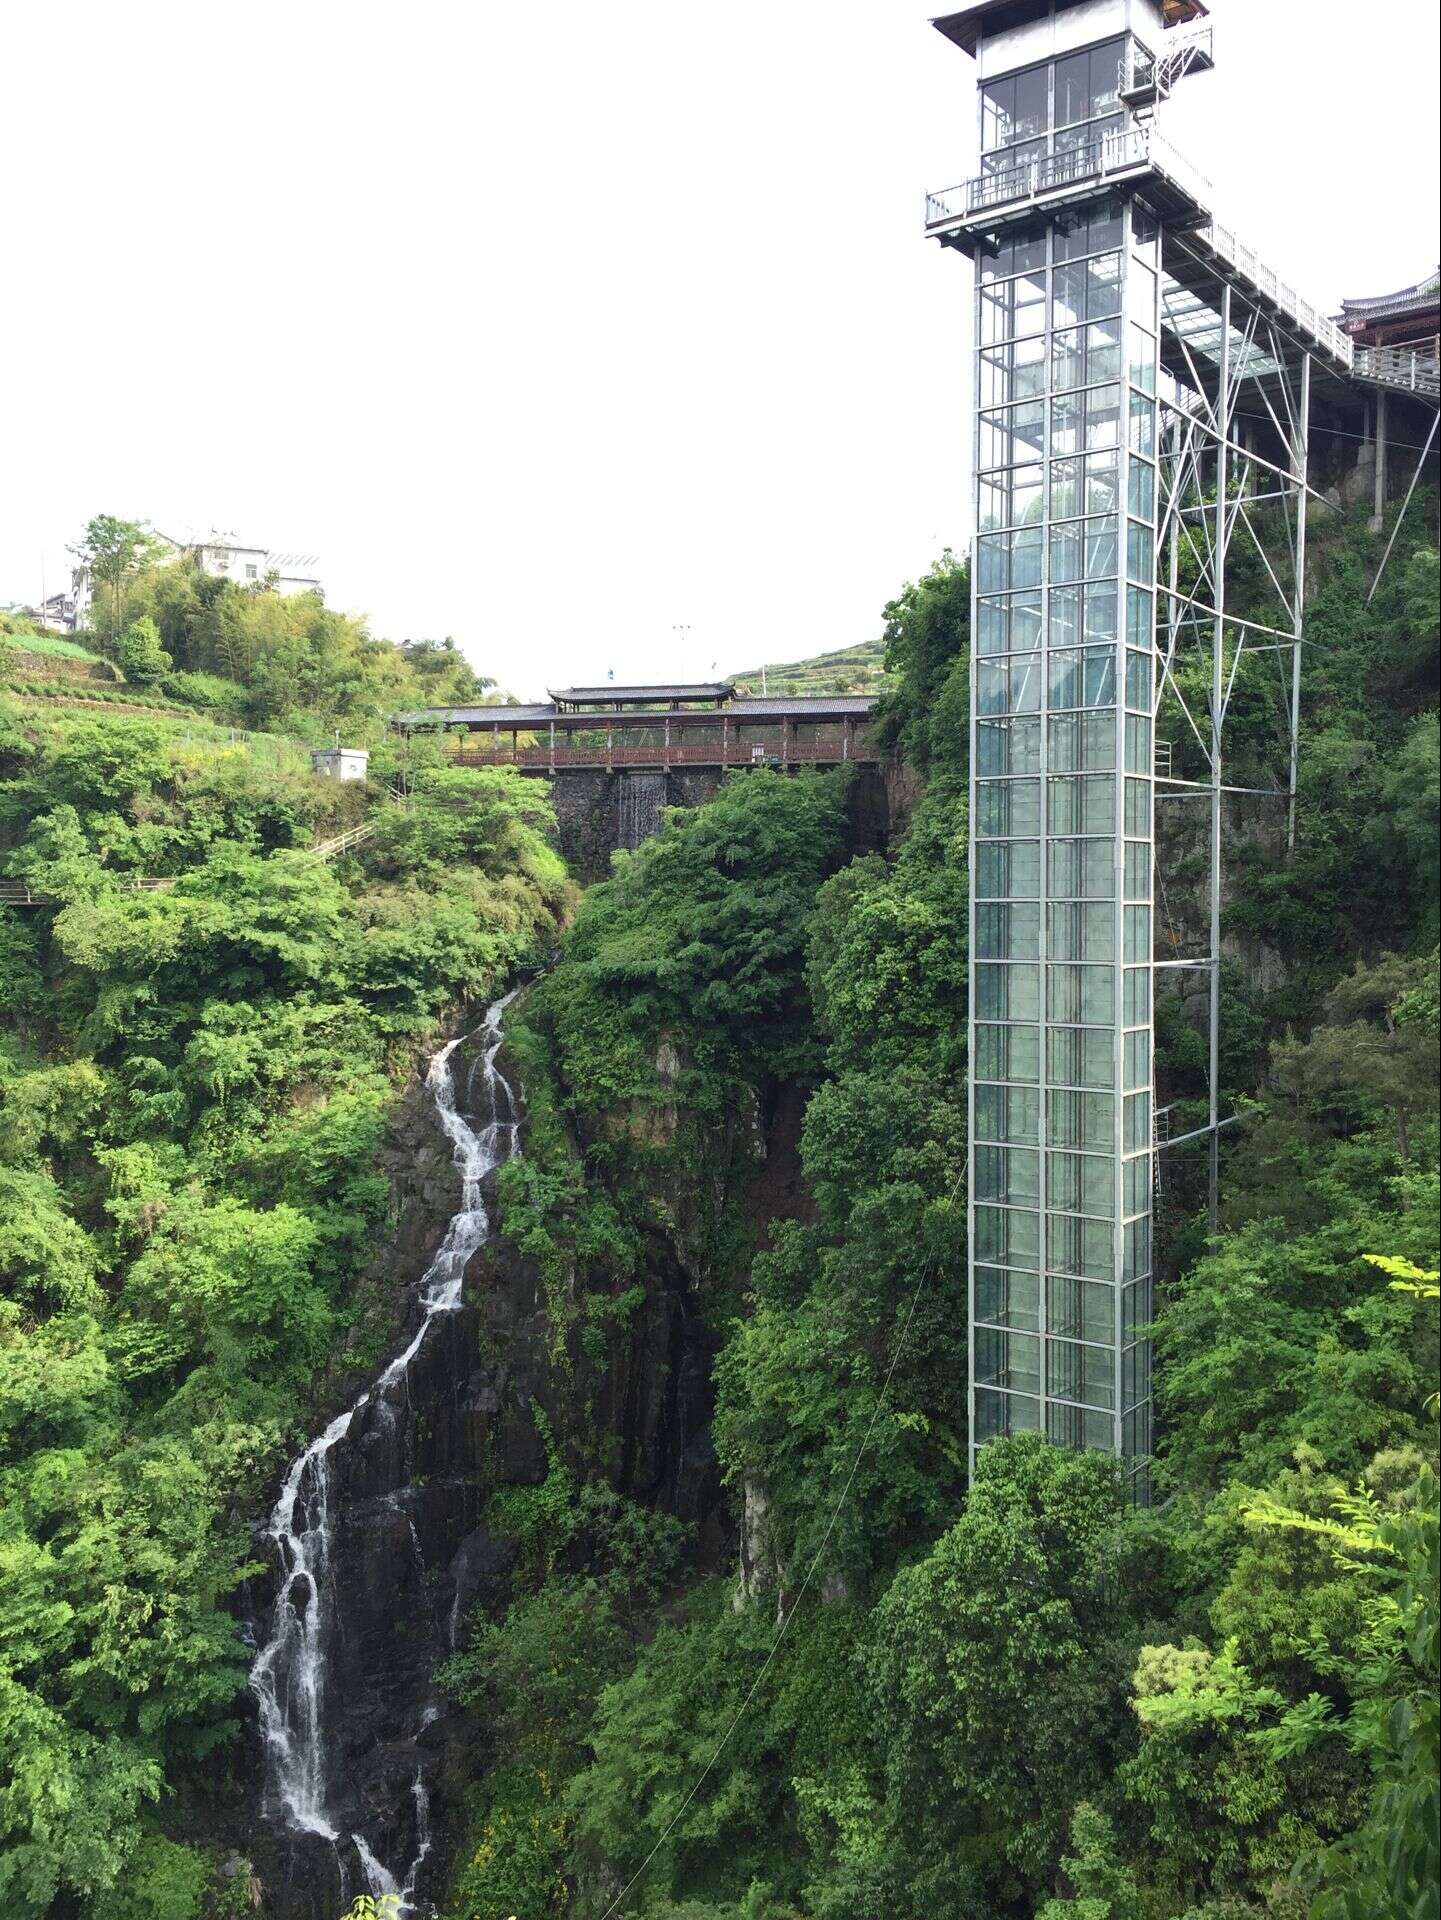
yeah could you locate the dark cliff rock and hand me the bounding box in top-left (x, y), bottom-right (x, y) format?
top-left (237, 1020), bottom-right (728, 1917)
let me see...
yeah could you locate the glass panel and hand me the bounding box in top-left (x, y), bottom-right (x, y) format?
top-left (1121, 1399), bottom-right (1152, 1459)
top-left (1048, 582), bottom-right (1081, 645)
top-left (979, 400), bottom-right (1046, 469)
top-left (1051, 326), bottom-right (1085, 392)
top-left (1126, 585), bottom-right (1152, 646)
top-left (976, 1205), bottom-right (1040, 1271)
top-left (1124, 905), bottom-right (1150, 962)
top-left (1054, 50), bottom-right (1090, 129)
top-left (1124, 1215), bottom-right (1151, 1280)
top-left (975, 1144), bottom-right (1041, 1206)
top-left (976, 840), bottom-right (1041, 898)
top-left (1047, 1024), bottom-right (1114, 1088)
top-left (976, 962), bottom-right (1040, 1020)
top-left (1127, 456), bottom-right (1155, 520)
top-left (1014, 65), bottom-right (1047, 141)
top-left (1086, 318), bottom-right (1122, 383)
top-left (1049, 840), bottom-right (1116, 900)
top-left (1048, 646), bottom-right (1116, 710)
top-left (1123, 1028), bottom-right (1151, 1091)
top-left (978, 657), bottom-right (1042, 716)
top-left (1123, 966), bottom-right (1150, 1024)
top-left (1083, 583), bottom-right (1117, 644)
top-left (1048, 961), bottom-right (1116, 1022)
top-left (1128, 322), bottom-right (1157, 393)
top-left (1085, 385), bottom-right (1120, 448)
top-left (1049, 1336), bottom-right (1116, 1408)
top-left (1127, 518), bottom-right (1153, 582)
top-left (1048, 1399), bottom-right (1114, 1451)
top-left (1125, 776), bottom-right (1150, 834)
top-left (1047, 1212), bottom-right (1114, 1282)
top-left (977, 778), bottom-right (1040, 837)
top-left (1048, 1088), bottom-right (1114, 1150)
top-left (1050, 520), bottom-right (1083, 584)
top-left (975, 1022), bottom-right (1041, 1082)
top-left (981, 76), bottom-right (1016, 153)
top-left (977, 902), bottom-right (1041, 959)
top-left (1049, 1273), bottom-right (1115, 1344)
top-left (1122, 1276), bottom-right (1153, 1337)
top-left (1049, 712), bottom-right (1116, 771)
top-left (1048, 900), bottom-right (1115, 960)
top-left (1048, 1150), bottom-right (1115, 1216)
top-left (977, 1084), bottom-right (1042, 1145)
top-left (1085, 451), bottom-right (1119, 514)
top-left (1122, 1153), bottom-right (1150, 1217)
top-left (1051, 390), bottom-right (1082, 455)
top-left (976, 1386), bottom-right (1042, 1440)
top-left (1129, 388), bottom-right (1155, 456)
top-left (1086, 517), bottom-right (1118, 580)
top-left (1050, 460), bottom-right (1082, 520)
top-left (977, 1266), bottom-right (1041, 1332)
top-left (1125, 712), bottom-right (1152, 772)
top-left (1125, 840), bottom-right (1151, 898)
top-left (1123, 1089), bottom-right (1151, 1152)
top-left (1049, 774), bottom-right (1115, 835)
top-left (1122, 1340), bottom-right (1152, 1409)
top-left (1125, 648), bottom-right (1152, 710)
top-left (1085, 252), bottom-right (1122, 319)
top-left (978, 717), bottom-right (1042, 775)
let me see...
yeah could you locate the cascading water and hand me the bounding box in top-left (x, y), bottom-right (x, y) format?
top-left (617, 771), bottom-right (667, 851)
top-left (248, 990), bottom-right (521, 1906)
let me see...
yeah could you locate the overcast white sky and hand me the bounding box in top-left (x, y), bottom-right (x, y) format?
top-left (3, 2), bottom-right (1437, 699)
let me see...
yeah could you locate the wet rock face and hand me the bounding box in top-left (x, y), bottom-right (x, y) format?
top-left (240, 1024), bottom-right (721, 1917)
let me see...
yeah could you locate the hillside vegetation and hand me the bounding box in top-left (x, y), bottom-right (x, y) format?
top-left (728, 638), bottom-right (890, 698)
top-left (0, 697), bottom-right (572, 1915)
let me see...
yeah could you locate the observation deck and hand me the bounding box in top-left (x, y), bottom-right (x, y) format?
top-left (926, 137), bottom-right (1382, 380)
top-left (925, 124), bottom-right (1210, 248)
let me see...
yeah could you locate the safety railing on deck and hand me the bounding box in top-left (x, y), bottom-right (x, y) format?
top-left (924, 128), bottom-right (1368, 372)
top-left (1192, 222), bottom-right (1354, 364)
top-left (926, 125), bottom-right (1212, 230)
top-left (1352, 340), bottom-right (1441, 399)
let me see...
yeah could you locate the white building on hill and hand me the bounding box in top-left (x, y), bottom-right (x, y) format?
top-left (66, 528), bottom-right (322, 630)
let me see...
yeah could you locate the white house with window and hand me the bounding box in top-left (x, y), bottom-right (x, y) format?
top-left (67, 529), bottom-right (322, 630)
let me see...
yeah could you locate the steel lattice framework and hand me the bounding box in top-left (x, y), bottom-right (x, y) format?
top-left (923, 0), bottom-right (1439, 1501)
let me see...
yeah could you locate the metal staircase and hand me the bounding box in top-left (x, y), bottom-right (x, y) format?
top-left (1119, 25), bottom-right (1216, 116)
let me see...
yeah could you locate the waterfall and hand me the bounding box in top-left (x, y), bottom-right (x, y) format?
top-left (617, 771), bottom-right (667, 850)
top-left (248, 989), bottom-right (521, 1903)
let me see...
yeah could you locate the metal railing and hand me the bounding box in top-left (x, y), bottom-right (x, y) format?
top-left (1191, 222), bottom-right (1354, 364)
top-left (924, 128), bottom-right (1366, 371)
top-left (303, 820), bottom-right (378, 862)
top-left (1352, 340), bottom-right (1441, 398)
top-left (0, 875), bottom-right (175, 906)
top-left (925, 124), bottom-right (1212, 230)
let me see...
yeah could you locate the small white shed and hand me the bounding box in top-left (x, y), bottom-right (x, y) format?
top-left (310, 747), bottom-right (369, 782)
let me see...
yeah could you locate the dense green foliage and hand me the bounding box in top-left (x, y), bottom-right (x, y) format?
top-left (0, 696), bottom-right (570, 1915)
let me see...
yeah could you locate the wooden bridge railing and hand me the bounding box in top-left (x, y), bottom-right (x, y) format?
top-left (447, 739), bottom-right (878, 772)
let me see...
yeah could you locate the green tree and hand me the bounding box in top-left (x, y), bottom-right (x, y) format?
top-left (71, 516), bottom-right (166, 644)
top-left (116, 617), bottom-right (172, 688)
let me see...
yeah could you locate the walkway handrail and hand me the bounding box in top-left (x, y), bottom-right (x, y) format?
top-left (304, 820), bottom-right (378, 862)
top-left (1352, 339), bottom-right (1441, 399)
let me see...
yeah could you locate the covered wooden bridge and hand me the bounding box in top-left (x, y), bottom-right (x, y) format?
top-left (390, 682), bottom-right (881, 772)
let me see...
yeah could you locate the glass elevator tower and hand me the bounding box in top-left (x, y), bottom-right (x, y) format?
top-left (927, 0), bottom-right (1214, 1501)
